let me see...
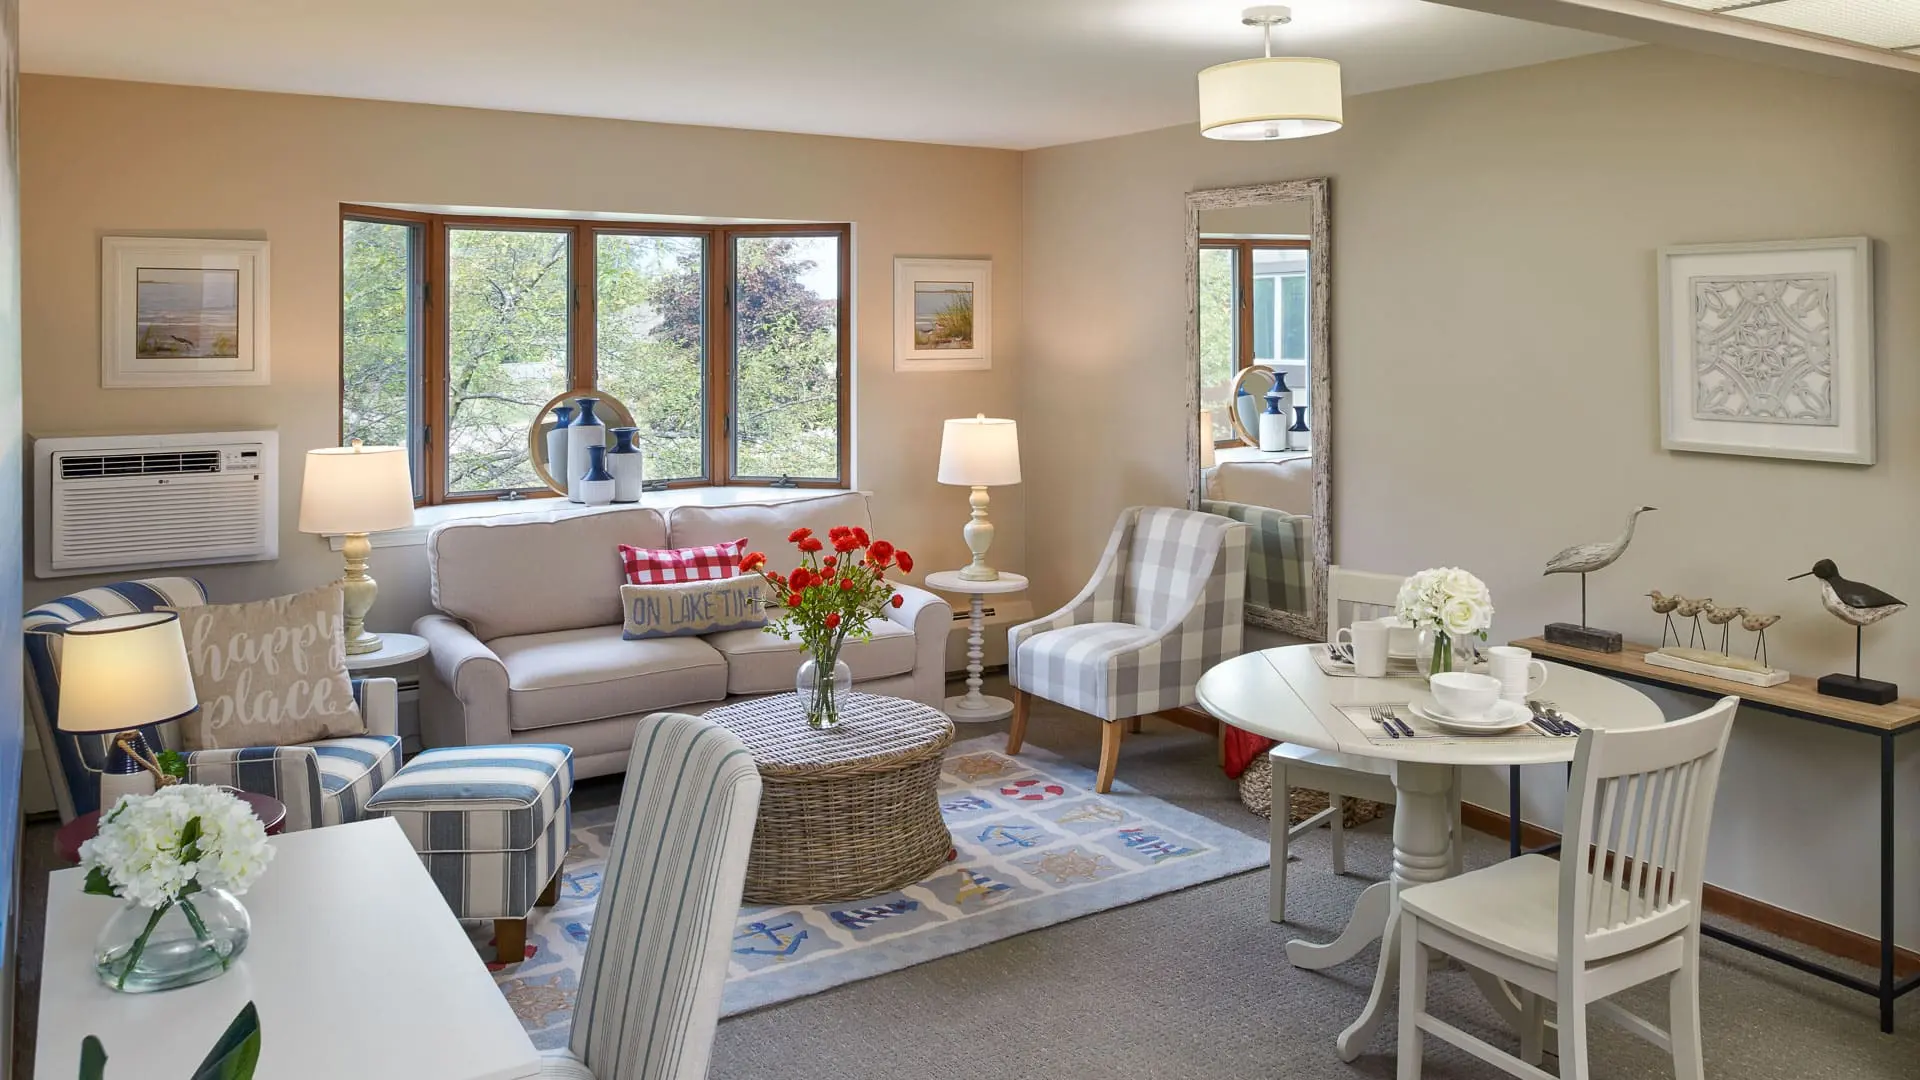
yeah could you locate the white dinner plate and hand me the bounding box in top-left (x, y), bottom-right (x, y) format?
top-left (1410, 699), bottom-right (1532, 734)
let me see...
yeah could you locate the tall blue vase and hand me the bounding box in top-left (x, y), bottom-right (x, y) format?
top-left (546, 405), bottom-right (575, 493)
top-left (1288, 404), bottom-right (1311, 451)
top-left (566, 398), bottom-right (606, 503)
top-left (608, 426), bottom-right (644, 503)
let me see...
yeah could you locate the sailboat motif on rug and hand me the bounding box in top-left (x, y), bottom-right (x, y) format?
top-left (480, 735), bottom-right (1270, 1049)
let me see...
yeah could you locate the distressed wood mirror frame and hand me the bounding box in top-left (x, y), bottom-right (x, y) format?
top-left (1185, 178), bottom-right (1332, 640)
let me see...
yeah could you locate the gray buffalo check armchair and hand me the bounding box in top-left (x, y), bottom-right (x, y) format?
top-left (1005, 506), bottom-right (1248, 793)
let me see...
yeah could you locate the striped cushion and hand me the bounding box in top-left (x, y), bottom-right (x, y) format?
top-left (367, 744), bottom-right (574, 853)
top-left (316, 736), bottom-right (405, 827)
top-left (184, 733), bottom-right (401, 832)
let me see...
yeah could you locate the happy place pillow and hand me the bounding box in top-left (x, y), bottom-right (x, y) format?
top-left (166, 582), bottom-right (367, 751)
top-left (621, 579), bottom-right (769, 640)
top-left (619, 538), bottom-right (749, 585)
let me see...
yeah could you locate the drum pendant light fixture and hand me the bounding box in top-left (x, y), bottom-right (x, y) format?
top-left (1198, 5), bottom-right (1342, 141)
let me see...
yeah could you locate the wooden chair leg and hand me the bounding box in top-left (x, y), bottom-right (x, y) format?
top-left (1006, 689), bottom-right (1031, 755)
top-left (1127, 716), bottom-right (1143, 735)
top-left (494, 918), bottom-right (528, 963)
top-left (1270, 756), bottom-right (1289, 924)
top-left (536, 863), bottom-right (564, 908)
top-left (1217, 722), bottom-right (1229, 768)
top-left (1095, 719), bottom-right (1125, 794)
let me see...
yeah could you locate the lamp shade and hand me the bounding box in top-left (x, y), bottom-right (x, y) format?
top-left (1199, 411), bottom-right (1217, 469)
top-left (56, 611), bottom-right (199, 733)
top-left (937, 415), bottom-right (1021, 487)
top-left (1198, 56), bottom-right (1342, 141)
top-left (298, 442), bottom-right (415, 534)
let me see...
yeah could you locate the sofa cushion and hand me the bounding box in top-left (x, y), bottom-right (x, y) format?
top-left (667, 492), bottom-right (872, 558)
top-left (490, 625), bottom-right (727, 732)
top-left (704, 620), bottom-right (918, 696)
top-left (620, 579), bottom-right (768, 640)
top-left (619, 539), bottom-right (748, 585)
top-left (428, 506), bottom-right (668, 641)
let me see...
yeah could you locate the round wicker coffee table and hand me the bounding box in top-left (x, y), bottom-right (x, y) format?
top-left (706, 691), bottom-right (955, 905)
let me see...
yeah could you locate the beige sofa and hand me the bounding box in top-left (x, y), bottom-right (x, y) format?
top-left (414, 492), bottom-right (953, 778)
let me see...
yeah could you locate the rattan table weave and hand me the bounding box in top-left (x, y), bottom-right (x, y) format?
top-left (706, 692), bottom-right (956, 905)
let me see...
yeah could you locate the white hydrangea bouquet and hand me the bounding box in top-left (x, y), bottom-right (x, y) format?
top-left (1395, 567), bottom-right (1494, 675)
top-left (80, 784), bottom-right (273, 992)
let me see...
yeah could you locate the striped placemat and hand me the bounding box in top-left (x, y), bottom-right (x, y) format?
top-left (1342, 703), bottom-right (1579, 746)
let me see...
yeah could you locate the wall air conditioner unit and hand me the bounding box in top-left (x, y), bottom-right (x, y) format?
top-left (33, 431), bottom-right (279, 578)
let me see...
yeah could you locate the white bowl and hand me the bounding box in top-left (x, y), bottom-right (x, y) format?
top-left (1429, 671), bottom-right (1503, 721)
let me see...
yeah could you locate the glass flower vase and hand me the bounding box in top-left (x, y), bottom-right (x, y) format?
top-left (796, 654), bottom-right (853, 729)
top-left (95, 888), bottom-right (250, 993)
top-left (1417, 627), bottom-right (1455, 677)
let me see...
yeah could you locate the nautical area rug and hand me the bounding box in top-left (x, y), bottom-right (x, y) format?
top-left (477, 735), bottom-right (1268, 1049)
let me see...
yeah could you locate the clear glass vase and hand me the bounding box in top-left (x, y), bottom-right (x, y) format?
top-left (1417, 627), bottom-right (1455, 677)
top-left (95, 887), bottom-right (250, 993)
top-left (796, 654), bottom-right (854, 729)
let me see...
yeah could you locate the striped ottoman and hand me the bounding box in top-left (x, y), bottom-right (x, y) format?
top-left (366, 744), bottom-right (574, 962)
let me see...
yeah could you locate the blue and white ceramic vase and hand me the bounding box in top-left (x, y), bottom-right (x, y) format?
top-left (608, 427), bottom-right (644, 503)
top-left (578, 445), bottom-right (615, 507)
top-left (1258, 373), bottom-right (1290, 452)
top-left (566, 397), bottom-right (606, 503)
top-left (546, 405), bottom-right (575, 493)
top-left (1287, 403), bottom-right (1311, 451)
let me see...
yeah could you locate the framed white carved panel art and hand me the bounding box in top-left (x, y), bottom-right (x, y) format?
top-left (893, 257), bottom-right (990, 372)
top-left (102, 236), bottom-right (271, 388)
top-left (1658, 237), bottom-right (1873, 465)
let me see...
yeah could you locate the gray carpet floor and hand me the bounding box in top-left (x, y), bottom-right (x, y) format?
top-left (13, 676), bottom-right (1918, 1080)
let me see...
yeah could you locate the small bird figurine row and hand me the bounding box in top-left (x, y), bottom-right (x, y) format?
top-left (1646, 592), bottom-right (1781, 665)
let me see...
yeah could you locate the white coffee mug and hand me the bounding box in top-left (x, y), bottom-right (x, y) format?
top-left (1333, 618), bottom-right (1391, 677)
top-left (1485, 645), bottom-right (1549, 702)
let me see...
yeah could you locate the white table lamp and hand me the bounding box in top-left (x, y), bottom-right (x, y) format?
top-left (937, 414), bottom-right (1021, 582)
top-left (1199, 410), bottom-right (1217, 469)
top-left (56, 610), bottom-right (200, 801)
top-left (299, 440), bottom-right (415, 655)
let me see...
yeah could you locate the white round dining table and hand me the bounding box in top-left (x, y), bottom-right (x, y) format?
top-left (1196, 644), bottom-right (1662, 1061)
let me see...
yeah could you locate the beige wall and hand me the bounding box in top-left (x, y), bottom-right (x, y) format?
top-left (19, 75), bottom-right (1025, 622)
top-left (1022, 46), bottom-right (1919, 943)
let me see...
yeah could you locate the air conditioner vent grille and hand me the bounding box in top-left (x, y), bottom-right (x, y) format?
top-left (59, 450), bottom-right (223, 479)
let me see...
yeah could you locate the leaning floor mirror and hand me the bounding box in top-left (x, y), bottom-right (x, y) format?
top-left (1186, 178), bottom-right (1331, 640)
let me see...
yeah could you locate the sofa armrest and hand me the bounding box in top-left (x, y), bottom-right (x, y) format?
top-left (351, 677), bottom-right (399, 739)
top-left (185, 746), bottom-right (325, 832)
top-left (887, 583), bottom-right (952, 710)
top-left (413, 613), bottom-right (513, 748)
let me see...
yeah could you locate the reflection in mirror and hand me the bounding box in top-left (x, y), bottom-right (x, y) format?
top-left (1186, 179), bottom-right (1330, 640)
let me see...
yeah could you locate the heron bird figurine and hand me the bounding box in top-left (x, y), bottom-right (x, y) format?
top-left (1789, 559), bottom-right (1906, 703)
top-left (1740, 611), bottom-right (1781, 667)
top-left (1703, 603), bottom-right (1745, 655)
top-left (1545, 506), bottom-right (1657, 627)
top-left (1647, 591), bottom-right (1682, 648)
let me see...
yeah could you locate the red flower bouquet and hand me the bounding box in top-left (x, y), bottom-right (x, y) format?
top-left (740, 526), bottom-right (912, 728)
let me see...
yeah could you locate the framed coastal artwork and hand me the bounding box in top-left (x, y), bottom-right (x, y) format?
top-left (101, 236), bottom-right (271, 388)
top-left (1658, 237), bottom-right (1873, 465)
top-left (893, 257), bottom-right (990, 372)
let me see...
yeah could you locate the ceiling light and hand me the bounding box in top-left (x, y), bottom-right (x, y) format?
top-left (1198, 6), bottom-right (1343, 141)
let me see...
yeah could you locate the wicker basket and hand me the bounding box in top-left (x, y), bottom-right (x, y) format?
top-left (706, 692), bottom-right (955, 905)
top-left (1238, 753), bottom-right (1387, 829)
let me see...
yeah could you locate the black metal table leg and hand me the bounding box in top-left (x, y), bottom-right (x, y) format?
top-left (1881, 732), bottom-right (1896, 1034)
top-left (1509, 764), bottom-right (1522, 858)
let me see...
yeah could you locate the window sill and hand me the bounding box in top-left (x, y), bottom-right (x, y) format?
top-left (325, 487), bottom-right (861, 551)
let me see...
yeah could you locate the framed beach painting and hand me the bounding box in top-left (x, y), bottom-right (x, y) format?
top-left (102, 236), bottom-right (271, 388)
top-left (893, 257), bottom-right (990, 372)
top-left (1658, 237), bottom-right (1873, 465)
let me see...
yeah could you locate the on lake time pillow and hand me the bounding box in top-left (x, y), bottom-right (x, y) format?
top-left (619, 538), bottom-right (749, 585)
top-left (621, 579), bottom-right (769, 640)
top-left (167, 583), bottom-right (368, 750)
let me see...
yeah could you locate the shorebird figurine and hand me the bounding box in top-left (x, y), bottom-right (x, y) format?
top-left (1703, 603), bottom-right (1745, 655)
top-left (1788, 559), bottom-right (1906, 704)
top-left (1542, 506), bottom-right (1656, 654)
top-left (1740, 611), bottom-right (1781, 667)
top-left (1647, 591), bottom-right (1682, 648)
top-left (1673, 595), bottom-right (1712, 649)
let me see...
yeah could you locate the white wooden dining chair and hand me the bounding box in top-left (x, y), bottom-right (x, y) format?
top-left (1270, 565), bottom-right (1462, 922)
top-left (1396, 695), bottom-right (1738, 1080)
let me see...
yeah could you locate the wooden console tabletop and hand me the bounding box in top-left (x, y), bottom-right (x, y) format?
top-left (1513, 636), bottom-right (1920, 734)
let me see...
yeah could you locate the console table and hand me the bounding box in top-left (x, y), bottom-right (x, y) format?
top-left (1515, 635), bottom-right (1920, 1033)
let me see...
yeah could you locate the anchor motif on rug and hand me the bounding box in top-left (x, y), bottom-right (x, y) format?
top-left (975, 823), bottom-right (1045, 849)
top-left (734, 920), bottom-right (809, 958)
top-left (941, 794), bottom-right (995, 814)
top-left (1116, 827), bottom-right (1198, 863)
top-left (954, 868), bottom-right (1014, 905)
top-left (830, 899), bottom-right (919, 932)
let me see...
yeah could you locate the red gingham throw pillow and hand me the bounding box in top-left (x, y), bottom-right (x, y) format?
top-left (619, 539), bottom-right (749, 585)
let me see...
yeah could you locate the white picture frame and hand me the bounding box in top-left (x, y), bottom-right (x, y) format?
top-left (102, 236), bottom-right (271, 388)
top-left (893, 257), bottom-right (990, 372)
top-left (1658, 237), bottom-right (1872, 465)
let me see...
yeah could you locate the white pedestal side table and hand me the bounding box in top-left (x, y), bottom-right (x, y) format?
top-left (924, 569), bottom-right (1029, 724)
top-left (344, 631), bottom-right (430, 672)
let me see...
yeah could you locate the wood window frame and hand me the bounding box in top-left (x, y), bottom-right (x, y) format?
top-left (1199, 237), bottom-right (1311, 450)
top-left (339, 205), bottom-right (853, 506)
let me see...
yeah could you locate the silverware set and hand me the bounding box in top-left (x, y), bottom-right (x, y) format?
top-left (1525, 699), bottom-right (1582, 737)
top-left (1368, 704), bottom-right (1414, 738)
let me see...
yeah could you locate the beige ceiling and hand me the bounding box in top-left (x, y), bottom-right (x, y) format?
top-left (19, 0), bottom-right (1629, 149)
top-left (1658, 0), bottom-right (1920, 53)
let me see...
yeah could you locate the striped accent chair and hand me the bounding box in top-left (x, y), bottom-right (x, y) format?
top-left (24, 577), bottom-right (403, 830)
top-left (543, 712), bottom-right (760, 1080)
top-left (1201, 499), bottom-right (1312, 615)
top-left (1005, 506), bottom-right (1248, 793)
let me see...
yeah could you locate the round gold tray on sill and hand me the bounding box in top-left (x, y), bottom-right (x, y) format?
top-left (527, 388), bottom-right (637, 495)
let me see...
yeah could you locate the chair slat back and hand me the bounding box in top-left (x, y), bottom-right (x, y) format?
top-left (1326, 565), bottom-right (1405, 639)
top-left (1560, 696), bottom-right (1737, 961)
